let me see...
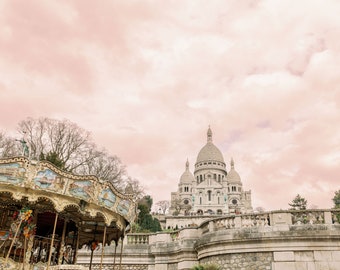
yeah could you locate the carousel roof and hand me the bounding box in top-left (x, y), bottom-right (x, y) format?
top-left (0, 156), bottom-right (137, 245)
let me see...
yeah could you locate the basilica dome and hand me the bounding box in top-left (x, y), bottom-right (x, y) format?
top-left (196, 143), bottom-right (225, 163)
top-left (180, 160), bottom-right (195, 183)
top-left (196, 127), bottom-right (225, 164)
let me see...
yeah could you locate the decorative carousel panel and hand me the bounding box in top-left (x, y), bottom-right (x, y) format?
top-left (116, 199), bottom-right (131, 216)
top-left (98, 188), bottom-right (117, 208)
top-left (33, 168), bottom-right (65, 192)
top-left (0, 162), bottom-right (26, 185)
top-left (68, 180), bottom-right (94, 200)
top-left (0, 157), bottom-right (136, 224)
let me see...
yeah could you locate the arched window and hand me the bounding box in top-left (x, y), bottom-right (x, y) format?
top-left (208, 190), bottom-right (212, 201)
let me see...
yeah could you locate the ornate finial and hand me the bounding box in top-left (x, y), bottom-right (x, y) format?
top-left (230, 158), bottom-right (234, 169)
top-left (207, 126), bottom-right (212, 143)
top-left (125, 183), bottom-right (134, 194)
top-left (185, 159), bottom-right (189, 170)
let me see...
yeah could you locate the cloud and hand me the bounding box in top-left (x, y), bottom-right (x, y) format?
top-left (0, 0), bottom-right (339, 210)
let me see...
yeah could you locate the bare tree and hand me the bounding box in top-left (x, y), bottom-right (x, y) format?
top-left (0, 132), bottom-right (20, 157)
top-left (1, 117), bottom-right (145, 194)
top-left (76, 150), bottom-right (126, 187)
top-left (18, 117), bottom-right (98, 172)
top-left (125, 177), bottom-right (145, 201)
top-left (155, 200), bottom-right (170, 214)
top-left (171, 198), bottom-right (182, 215)
top-left (17, 117), bottom-right (47, 159)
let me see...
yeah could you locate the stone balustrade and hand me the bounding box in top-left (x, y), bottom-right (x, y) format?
top-left (126, 233), bottom-right (150, 245)
top-left (76, 209), bottom-right (340, 270)
top-left (199, 209), bottom-right (340, 234)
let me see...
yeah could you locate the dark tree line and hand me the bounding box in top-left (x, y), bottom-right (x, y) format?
top-left (134, 195), bottom-right (162, 232)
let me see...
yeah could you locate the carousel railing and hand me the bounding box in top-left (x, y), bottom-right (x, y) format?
top-left (0, 232), bottom-right (77, 267)
top-left (0, 230), bottom-right (27, 263)
top-left (30, 235), bottom-right (61, 265)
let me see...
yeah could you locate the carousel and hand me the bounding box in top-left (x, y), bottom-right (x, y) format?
top-left (0, 156), bottom-right (136, 270)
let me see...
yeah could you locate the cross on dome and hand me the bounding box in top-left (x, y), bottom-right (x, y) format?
top-left (207, 126), bottom-right (212, 143)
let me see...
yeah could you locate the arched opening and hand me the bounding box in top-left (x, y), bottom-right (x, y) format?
top-left (207, 190), bottom-right (212, 201)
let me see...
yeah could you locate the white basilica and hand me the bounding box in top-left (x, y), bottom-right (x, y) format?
top-left (170, 127), bottom-right (253, 215)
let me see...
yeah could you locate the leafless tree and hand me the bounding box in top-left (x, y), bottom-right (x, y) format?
top-left (125, 177), bottom-right (145, 201)
top-left (1, 117), bottom-right (145, 194)
top-left (0, 132), bottom-right (20, 157)
top-left (76, 150), bottom-right (126, 187)
top-left (155, 200), bottom-right (170, 214)
top-left (14, 118), bottom-right (124, 186)
top-left (18, 117), bottom-right (98, 172)
top-left (171, 198), bottom-right (183, 215)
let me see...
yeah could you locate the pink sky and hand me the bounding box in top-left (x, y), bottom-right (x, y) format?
top-left (0, 0), bottom-right (339, 210)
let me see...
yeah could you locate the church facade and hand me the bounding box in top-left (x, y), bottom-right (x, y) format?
top-left (170, 127), bottom-right (252, 215)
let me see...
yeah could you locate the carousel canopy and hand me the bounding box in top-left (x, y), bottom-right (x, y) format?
top-left (0, 156), bottom-right (137, 246)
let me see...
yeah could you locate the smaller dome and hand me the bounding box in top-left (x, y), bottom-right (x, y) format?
top-left (180, 160), bottom-right (195, 183)
top-left (227, 158), bottom-right (241, 183)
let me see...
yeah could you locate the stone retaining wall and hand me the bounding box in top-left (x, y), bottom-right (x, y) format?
top-left (272, 251), bottom-right (340, 270)
top-left (78, 264), bottom-right (149, 270)
top-left (76, 210), bottom-right (340, 270)
top-left (200, 252), bottom-right (273, 270)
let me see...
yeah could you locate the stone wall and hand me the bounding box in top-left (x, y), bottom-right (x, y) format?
top-left (197, 250), bottom-right (340, 270)
top-left (78, 264), bottom-right (149, 270)
top-left (200, 252), bottom-right (273, 270)
top-left (168, 263), bottom-right (179, 270)
top-left (76, 209), bottom-right (340, 270)
top-left (272, 251), bottom-right (340, 270)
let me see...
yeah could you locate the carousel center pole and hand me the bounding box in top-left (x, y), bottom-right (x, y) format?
top-left (47, 213), bottom-right (59, 270)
